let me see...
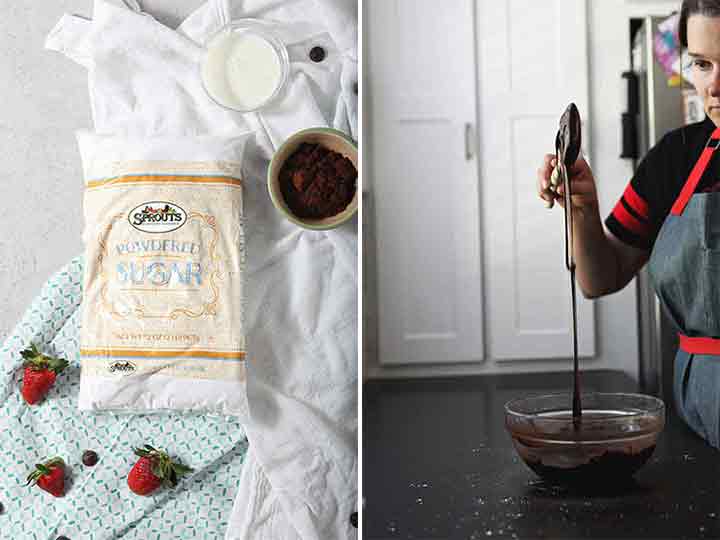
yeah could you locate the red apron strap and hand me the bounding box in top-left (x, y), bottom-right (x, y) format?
top-left (679, 333), bottom-right (720, 355)
top-left (671, 127), bottom-right (720, 216)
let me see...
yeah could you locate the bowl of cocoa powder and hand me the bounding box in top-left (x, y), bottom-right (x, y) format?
top-left (268, 128), bottom-right (358, 229)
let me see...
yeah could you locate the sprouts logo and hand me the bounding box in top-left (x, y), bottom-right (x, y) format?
top-left (108, 360), bottom-right (136, 375)
top-left (129, 201), bottom-right (187, 233)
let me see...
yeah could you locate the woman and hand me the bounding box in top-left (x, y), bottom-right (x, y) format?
top-left (537, 0), bottom-right (720, 448)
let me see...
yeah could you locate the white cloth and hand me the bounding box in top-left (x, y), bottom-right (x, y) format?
top-left (45, 0), bottom-right (358, 538)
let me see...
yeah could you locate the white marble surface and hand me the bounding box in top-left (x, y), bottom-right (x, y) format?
top-left (0, 0), bottom-right (204, 340)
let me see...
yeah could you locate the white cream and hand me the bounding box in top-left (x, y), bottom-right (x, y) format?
top-left (202, 31), bottom-right (282, 111)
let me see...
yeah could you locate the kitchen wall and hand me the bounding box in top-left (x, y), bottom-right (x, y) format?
top-left (363, 0), bottom-right (679, 379)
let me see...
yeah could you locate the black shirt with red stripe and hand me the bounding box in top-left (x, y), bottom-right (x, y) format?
top-left (606, 116), bottom-right (720, 250)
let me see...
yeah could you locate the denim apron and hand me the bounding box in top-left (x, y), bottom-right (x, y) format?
top-left (648, 126), bottom-right (720, 447)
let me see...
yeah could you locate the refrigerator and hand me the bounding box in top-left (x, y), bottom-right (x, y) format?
top-left (631, 15), bottom-right (697, 404)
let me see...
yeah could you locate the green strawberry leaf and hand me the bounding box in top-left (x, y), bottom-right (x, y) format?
top-left (20, 344), bottom-right (37, 360)
top-left (47, 356), bottom-right (69, 374)
top-left (167, 468), bottom-right (178, 487)
top-left (171, 462), bottom-right (194, 475)
top-left (21, 343), bottom-right (69, 374)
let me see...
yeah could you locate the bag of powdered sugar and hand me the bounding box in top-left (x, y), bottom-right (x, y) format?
top-left (76, 131), bottom-right (250, 416)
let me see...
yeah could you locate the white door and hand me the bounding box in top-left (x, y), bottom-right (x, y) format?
top-left (479, 0), bottom-right (595, 360)
top-left (366, 0), bottom-right (484, 365)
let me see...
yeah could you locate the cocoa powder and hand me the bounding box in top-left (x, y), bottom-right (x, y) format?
top-left (279, 143), bottom-right (357, 219)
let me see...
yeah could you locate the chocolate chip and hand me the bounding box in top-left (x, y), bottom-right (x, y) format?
top-left (309, 46), bottom-right (326, 63)
top-left (0, 501), bottom-right (4, 514)
top-left (56, 536), bottom-right (70, 540)
top-left (352, 82), bottom-right (358, 95)
top-left (82, 450), bottom-right (98, 467)
top-left (350, 512), bottom-right (358, 528)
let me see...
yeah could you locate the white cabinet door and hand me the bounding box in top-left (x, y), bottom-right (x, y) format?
top-left (366, 0), bottom-right (484, 365)
top-left (479, 0), bottom-right (595, 360)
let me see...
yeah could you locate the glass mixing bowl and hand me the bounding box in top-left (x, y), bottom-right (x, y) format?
top-left (200, 19), bottom-right (290, 113)
top-left (505, 392), bottom-right (665, 484)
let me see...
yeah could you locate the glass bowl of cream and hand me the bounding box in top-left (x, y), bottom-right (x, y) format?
top-left (201, 20), bottom-right (290, 113)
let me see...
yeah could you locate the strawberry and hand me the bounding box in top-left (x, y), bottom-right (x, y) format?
top-left (127, 445), bottom-right (193, 496)
top-left (20, 343), bottom-right (68, 405)
top-left (26, 457), bottom-right (66, 497)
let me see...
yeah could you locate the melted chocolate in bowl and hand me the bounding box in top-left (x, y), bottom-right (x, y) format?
top-left (505, 395), bottom-right (665, 485)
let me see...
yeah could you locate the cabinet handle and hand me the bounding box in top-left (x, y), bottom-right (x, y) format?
top-left (465, 123), bottom-right (475, 161)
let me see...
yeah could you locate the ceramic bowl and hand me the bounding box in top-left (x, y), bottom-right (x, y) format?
top-left (267, 127), bottom-right (358, 230)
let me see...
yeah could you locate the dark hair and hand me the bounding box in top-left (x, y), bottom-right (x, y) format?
top-left (679, 0), bottom-right (720, 46)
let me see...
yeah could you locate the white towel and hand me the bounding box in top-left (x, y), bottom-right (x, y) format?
top-left (45, 0), bottom-right (358, 538)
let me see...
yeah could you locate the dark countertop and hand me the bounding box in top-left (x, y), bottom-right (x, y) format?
top-left (363, 370), bottom-right (720, 540)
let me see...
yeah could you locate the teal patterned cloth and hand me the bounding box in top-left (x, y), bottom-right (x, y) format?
top-left (0, 256), bottom-right (248, 540)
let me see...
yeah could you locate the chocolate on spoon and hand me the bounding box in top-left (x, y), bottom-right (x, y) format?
top-left (554, 103), bottom-right (583, 425)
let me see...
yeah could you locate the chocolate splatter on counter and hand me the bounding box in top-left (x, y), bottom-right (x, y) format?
top-left (279, 143), bottom-right (357, 220)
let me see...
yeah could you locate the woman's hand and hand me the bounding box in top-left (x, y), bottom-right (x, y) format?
top-left (537, 153), bottom-right (599, 213)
